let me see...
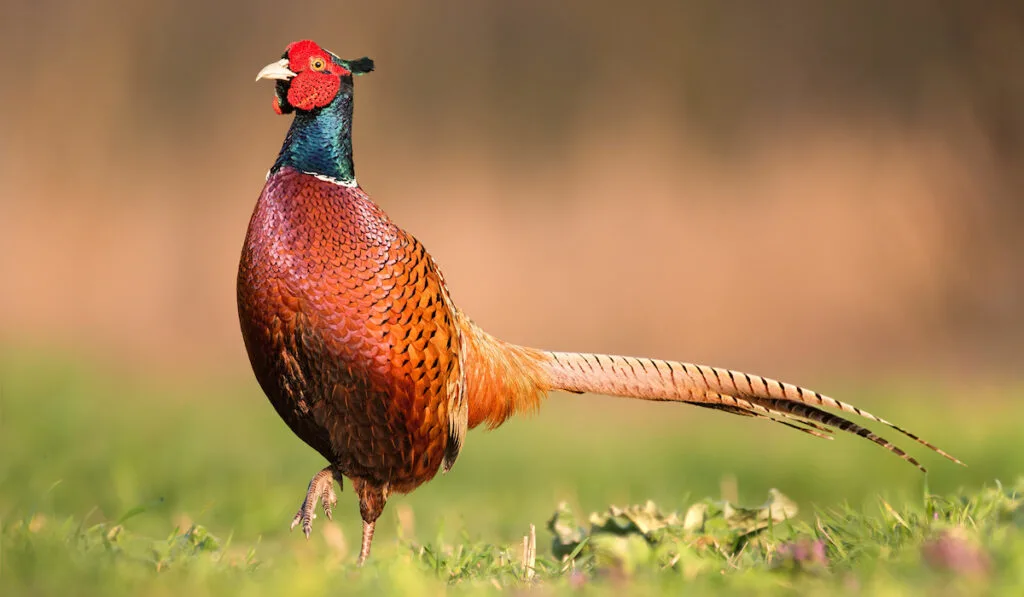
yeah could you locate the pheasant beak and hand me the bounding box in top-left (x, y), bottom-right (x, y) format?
top-left (255, 59), bottom-right (296, 82)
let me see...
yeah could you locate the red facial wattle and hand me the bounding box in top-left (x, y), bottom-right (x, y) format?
top-left (286, 70), bottom-right (342, 111)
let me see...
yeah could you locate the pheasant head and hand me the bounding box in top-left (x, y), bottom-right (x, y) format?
top-left (256, 40), bottom-right (374, 183)
top-left (256, 40), bottom-right (374, 115)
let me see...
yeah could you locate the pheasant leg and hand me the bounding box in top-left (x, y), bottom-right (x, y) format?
top-left (358, 520), bottom-right (375, 566)
top-left (290, 466), bottom-right (340, 538)
top-left (352, 477), bottom-right (389, 565)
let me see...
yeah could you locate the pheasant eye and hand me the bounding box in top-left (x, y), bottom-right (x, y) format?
top-left (310, 57), bottom-right (327, 71)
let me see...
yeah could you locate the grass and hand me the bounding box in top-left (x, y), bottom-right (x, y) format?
top-left (1, 351), bottom-right (1022, 595)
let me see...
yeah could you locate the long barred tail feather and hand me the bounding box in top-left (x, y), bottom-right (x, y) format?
top-left (693, 401), bottom-right (835, 440)
top-left (700, 389), bottom-right (835, 436)
top-left (698, 391), bottom-right (836, 437)
top-left (750, 397), bottom-right (927, 471)
top-left (540, 351), bottom-right (963, 471)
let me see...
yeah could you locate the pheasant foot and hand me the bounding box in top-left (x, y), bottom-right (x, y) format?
top-left (290, 466), bottom-right (340, 538)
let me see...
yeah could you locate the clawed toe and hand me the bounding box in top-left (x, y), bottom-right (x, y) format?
top-left (321, 483), bottom-right (338, 521)
top-left (290, 467), bottom-right (340, 538)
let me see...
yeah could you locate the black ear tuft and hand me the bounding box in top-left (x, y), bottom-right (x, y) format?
top-left (345, 56), bottom-right (375, 76)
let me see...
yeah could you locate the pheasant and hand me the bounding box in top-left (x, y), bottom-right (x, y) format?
top-left (238, 40), bottom-right (962, 565)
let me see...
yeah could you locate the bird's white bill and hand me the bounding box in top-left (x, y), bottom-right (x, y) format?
top-left (255, 59), bottom-right (296, 82)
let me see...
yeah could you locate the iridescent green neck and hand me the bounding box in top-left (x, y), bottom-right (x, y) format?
top-left (272, 90), bottom-right (356, 183)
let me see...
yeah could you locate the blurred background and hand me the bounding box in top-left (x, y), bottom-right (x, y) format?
top-left (2, 0), bottom-right (1022, 379)
top-left (1, 0), bottom-right (1023, 564)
